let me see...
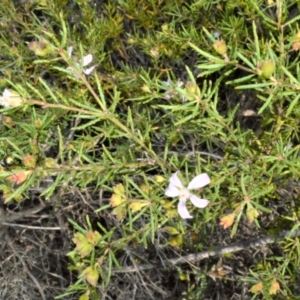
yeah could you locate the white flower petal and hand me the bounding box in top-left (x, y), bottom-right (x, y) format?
top-left (0, 89), bottom-right (23, 108)
top-left (3, 89), bottom-right (11, 96)
top-left (189, 194), bottom-right (209, 208)
top-left (169, 171), bottom-right (183, 188)
top-left (188, 173), bottom-right (210, 190)
top-left (163, 79), bottom-right (171, 86)
top-left (177, 80), bottom-right (184, 87)
top-left (81, 54), bottom-right (93, 66)
top-left (178, 200), bottom-right (193, 219)
top-left (213, 31), bottom-right (221, 38)
top-left (84, 65), bottom-right (96, 75)
top-left (68, 46), bottom-right (73, 58)
top-left (165, 183), bottom-right (180, 197)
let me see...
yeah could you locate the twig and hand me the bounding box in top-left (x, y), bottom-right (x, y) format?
top-left (0, 223), bottom-right (61, 230)
top-left (111, 229), bottom-right (300, 273)
top-left (7, 238), bottom-right (46, 300)
top-left (4, 203), bottom-right (46, 222)
top-left (124, 246), bottom-right (158, 300)
top-left (166, 150), bottom-right (223, 160)
top-left (0, 203), bottom-right (46, 238)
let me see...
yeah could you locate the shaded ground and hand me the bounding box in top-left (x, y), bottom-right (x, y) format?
top-left (1, 164), bottom-right (299, 299)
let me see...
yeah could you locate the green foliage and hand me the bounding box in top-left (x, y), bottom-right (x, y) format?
top-left (1, 0), bottom-right (300, 299)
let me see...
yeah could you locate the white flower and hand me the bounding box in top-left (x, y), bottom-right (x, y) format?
top-left (165, 171), bottom-right (210, 219)
top-left (67, 46), bottom-right (96, 78)
top-left (0, 89), bottom-right (24, 108)
top-left (163, 79), bottom-right (187, 102)
top-left (213, 30), bottom-right (221, 38)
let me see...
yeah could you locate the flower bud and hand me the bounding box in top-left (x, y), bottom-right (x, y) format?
top-left (110, 194), bottom-right (124, 207)
top-left (259, 59), bottom-right (275, 79)
top-left (141, 84), bottom-right (151, 93)
top-left (292, 31), bottom-right (300, 51)
top-left (79, 291), bottom-right (90, 300)
top-left (22, 154), bottom-right (37, 168)
top-left (185, 81), bottom-right (201, 101)
top-left (292, 42), bottom-right (300, 51)
top-left (28, 38), bottom-right (54, 57)
top-left (213, 40), bottom-right (227, 55)
top-left (2, 116), bottom-right (14, 126)
top-left (246, 207), bottom-right (259, 223)
top-left (220, 213), bottom-right (235, 229)
top-left (250, 282), bottom-right (263, 294)
top-left (269, 280), bottom-right (280, 295)
top-left (161, 23), bottom-right (168, 32)
top-left (7, 170), bottom-right (31, 185)
top-left (155, 175), bottom-right (165, 183)
top-left (185, 81), bottom-right (199, 94)
top-left (295, 31), bottom-right (300, 42)
top-left (34, 119), bottom-right (43, 129)
top-left (44, 157), bottom-right (57, 168)
top-left (72, 233), bottom-right (93, 258)
top-left (83, 266), bottom-right (99, 287)
top-left (86, 230), bottom-right (101, 246)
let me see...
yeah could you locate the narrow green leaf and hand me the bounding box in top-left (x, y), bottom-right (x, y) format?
top-left (281, 65), bottom-right (300, 86)
top-left (226, 74), bottom-right (256, 85)
top-left (258, 93), bottom-right (274, 114)
top-left (235, 82), bottom-right (273, 90)
top-left (189, 42), bottom-right (225, 63)
top-left (39, 77), bottom-right (59, 103)
top-left (68, 219), bottom-right (87, 234)
top-left (252, 21), bottom-right (260, 59)
top-left (286, 93), bottom-right (300, 116)
top-left (236, 52), bottom-right (256, 69)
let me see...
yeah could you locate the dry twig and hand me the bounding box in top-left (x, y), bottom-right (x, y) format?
top-left (111, 229), bottom-right (300, 273)
top-left (7, 238), bottom-right (46, 300)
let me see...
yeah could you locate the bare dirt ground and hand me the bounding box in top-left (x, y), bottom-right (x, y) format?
top-left (0, 179), bottom-right (299, 299)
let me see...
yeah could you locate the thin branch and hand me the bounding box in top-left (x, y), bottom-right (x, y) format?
top-left (1, 223), bottom-right (61, 230)
top-left (166, 151), bottom-right (223, 160)
top-left (8, 239), bottom-right (46, 300)
top-left (2, 203), bottom-right (46, 222)
top-left (111, 229), bottom-right (300, 273)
